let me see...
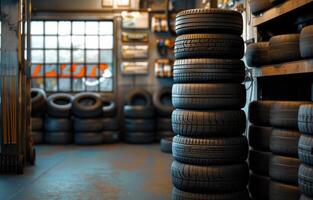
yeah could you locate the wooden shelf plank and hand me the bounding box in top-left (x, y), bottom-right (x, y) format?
top-left (252, 0), bottom-right (313, 26)
top-left (253, 59), bottom-right (313, 77)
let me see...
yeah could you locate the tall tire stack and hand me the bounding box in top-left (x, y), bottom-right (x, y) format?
top-left (171, 9), bottom-right (249, 199)
top-left (298, 105), bottom-right (313, 200)
top-left (102, 100), bottom-right (119, 144)
top-left (45, 93), bottom-right (73, 144)
top-left (72, 93), bottom-right (103, 145)
top-left (248, 100), bottom-right (275, 200)
top-left (124, 88), bottom-right (155, 144)
top-left (31, 88), bottom-right (46, 144)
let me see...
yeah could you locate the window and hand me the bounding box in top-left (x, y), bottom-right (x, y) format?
top-left (31, 21), bottom-right (114, 92)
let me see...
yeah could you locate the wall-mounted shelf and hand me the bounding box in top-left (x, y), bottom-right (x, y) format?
top-left (252, 0), bottom-right (313, 26)
top-left (253, 59), bottom-right (313, 77)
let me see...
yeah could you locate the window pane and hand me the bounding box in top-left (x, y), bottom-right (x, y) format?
top-left (86, 36), bottom-right (98, 49)
top-left (73, 21), bottom-right (85, 35)
top-left (45, 36), bottom-right (58, 48)
top-left (45, 78), bottom-right (58, 91)
top-left (99, 22), bottom-right (113, 35)
top-left (58, 21), bottom-right (71, 35)
top-left (86, 22), bottom-right (99, 35)
top-left (59, 36), bottom-right (72, 49)
top-left (86, 50), bottom-right (99, 63)
top-left (99, 64), bottom-right (113, 78)
top-left (31, 21), bottom-right (44, 35)
top-left (59, 78), bottom-right (71, 91)
top-left (100, 50), bottom-right (113, 63)
top-left (100, 36), bottom-right (113, 49)
top-left (59, 50), bottom-right (71, 63)
top-left (45, 21), bottom-right (58, 35)
top-left (86, 64), bottom-right (99, 77)
top-left (73, 78), bottom-right (85, 91)
top-left (31, 36), bottom-right (44, 48)
top-left (32, 50), bottom-right (44, 63)
top-left (59, 64), bottom-right (72, 77)
top-left (45, 64), bottom-right (58, 77)
top-left (31, 78), bottom-right (44, 89)
top-left (72, 36), bottom-right (85, 49)
top-left (100, 77), bottom-right (113, 92)
top-left (45, 50), bottom-right (57, 63)
top-left (73, 50), bottom-right (84, 63)
top-left (72, 64), bottom-right (85, 78)
top-left (31, 64), bottom-right (44, 77)
top-left (85, 78), bottom-right (99, 91)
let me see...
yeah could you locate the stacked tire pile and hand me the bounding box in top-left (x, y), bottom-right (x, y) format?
top-left (31, 88), bottom-right (46, 144)
top-left (102, 100), bottom-right (119, 144)
top-left (45, 93), bottom-right (73, 144)
top-left (171, 9), bottom-right (249, 199)
top-left (153, 87), bottom-right (174, 153)
top-left (124, 89), bottom-right (155, 144)
top-left (250, 0), bottom-right (285, 16)
top-left (298, 105), bottom-right (313, 200)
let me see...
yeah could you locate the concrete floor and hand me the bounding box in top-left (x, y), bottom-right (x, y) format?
top-left (0, 144), bottom-right (173, 200)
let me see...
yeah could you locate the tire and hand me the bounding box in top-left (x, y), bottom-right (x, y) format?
top-left (249, 173), bottom-right (270, 200)
top-left (270, 101), bottom-right (307, 129)
top-left (172, 83), bottom-right (246, 109)
top-left (157, 118), bottom-right (172, 131)
top-left (175, 9), bottom-right (243, 36)
top-left (47, 93), bottom-right (73, 118)
top-left (125, 88), bottom-right (152, 106)
top-left (171, 161), bottom-right (249, 193)
top-left (172, 135), bottom-right (248, 165)
top-left (160, 137), bottom-right (172, 153)
top-left (102, 100), bottom-right (117, 117)
top-left (298, 135), bottom-right (313, 165)
top-left (173, 59), bottom-right (245, 83)
top-left (125, 119), bottom-right (155, 132)
top-left (269, 128), bottom-right (301, 157)
top-left (248, 100), bottom-right (275, 126)
top-left (300, 195), bottom-right (313, 200)
top-left (250, 0), bottom-right (272, 15)
top-left (156, 131), bottom-right (174, 141)
top-left (45, 118), bottom-right (71, 132)
top-left (175, 34), bottom-right (244, 59)
top-left (123, 105), bottom-right (155, 119)
top-left (32, 131), bottom-right (43, 144)
top-left (269, 155), bottom-right (300, 185)
top-left (153, 87), bottom-right (173, 117)
top-left (172, 109), bottom-right (246, 137)
top-left (249, 149), bottom-right (271, 176)
top-left (299, 164), bottom-right (313, 197)
top-left (172, 187), bottom-right (249, 200)
top-left (72, 92), bottom-right (103, 118)
top-left (124, 132), bottom-right (155, 144)
top-left (75, 132), bottom-right (103, 145)
top-left (103, 118), bottom-right (118, 131)
top-left (248, 125), bottom-right (272, 151)
top-left (73, 118), bottom-right (103, 132)
top-left (296, 12), bottom-right (313, 31)
top-left (300, 25), bottom-right (313, 58)
top-left (269, 34), bottom-right (301, 63)
top-left (298, 104), bottom-right (313, 135)
top-left (45, 132), bottom-right (72, 144)
top-left (31, 88), bottom-right (46, 117)
top-left (245, 42), bottom-right (270, 67)
top-left (269, 181), bottom-right (300, 200)
top-left (103, 131), bottom-right (119, 144)
top-left (32, 118), bottom-right (43, 131)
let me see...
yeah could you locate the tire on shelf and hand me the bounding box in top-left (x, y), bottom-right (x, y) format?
top-left (269, 181), bottom-right (300, 200)
top-left (298, 135), bottom-right (313, 165)
top-left (123, 105), bottom-right (155, 119)
top-left (248, 149), bottom-right (271, 176)
top-left (125, 88), bottom-right (152, 106)
top-left (31, 118), bottom-right (43, 131)
top-left (75, 132), bottom-right (103, 145)
top-left (245, 42), bottom-right (270, 67)
top-left (248, 173), bottom-right (270, 200)
top-left (125, 119), bottom-right (155, 132)
top-left (102, 100), bottom-right (117, 117)
top-left (72, 92), bottom-right (103, 118)
top-left (248, 100), bottom-right (275, 126)
top-left (248, 125), bottom-right (272, 151)
top-left (102, 131), bottom-right (119, 144)
top-left (47, 93), bottom-right (73, 118)
top-left (31, 88), bottom-right (46, 117)
top-left (298, 104), bottom-right (313, 135)
top-left (73, 118), bottom-right (103, 132)
top-left (160, 137), bottom-right (173, 153)
top-left (157, 118), bottom-right (172, 131)
top-left (298, 164), bottom-right (313, 197)
top-left (250, 0), bottom-right (272, 15)
top-left (300, 25), bottom-right (313, 59)
top-left (153, 87), bottom-right (173, 117)
top-left (45, 118), bottom-right (72, 132)
top-left (103, 118), bottom-right (118, 131)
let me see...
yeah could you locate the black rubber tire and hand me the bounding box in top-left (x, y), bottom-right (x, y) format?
top-left (249, 149), bottom-right (271, 176)
top-left (172, 187), bottom-right (250, 200)
top-left (172, 109), bottom-right (246, 137)
top-left (160, 137), bottom-right (172, 153)
top-left (75, 132), bottom-right (103, 145)
top-left (269, 181), bottom-right (300, 200)
top-left (31, 88), bottom-right (46, 117)
top-left (298, 104), bottom-right (313, 135)
top-left (125, 88), bottom-right (152, 106)
top-left (250, 0), bottom-right (272, 15)
top-left (73, 118), bottom-right (103, 132)
top-left (248, 100), bottom-right (275, 126)
top-left (300, 25), bottom-right (313, 58)
top-left (270, 101), bottom-right (307, 129)
top-left (171, 161), bottom-right (249, 193)
top-left (175, 8), bottom-right (243, 36)
top-left (156, 131), bottom-right (174, 141)
top-left (32, 118), bottom-right (43, 131)
top-left (45, 132), bottom-right (72, 144)
top-left (32, 131), bottom-right (43, 144)
top-left (245, 42), bottom-right (270, 67)
top-left (72, 93), bottom-right (103, 118)
top-left (103, 118), bottom-right (118, 131)
top-left (124, 132), bottom-right (155, 144)
top-left (300, 195), bottom-right (313, 200)
top-left (248, 125), bottom-right (272, 151)
top-left (269, 34), bottom-right (301, 63)
top-left (249, 173), bottom-right (270, 200)
top-left (47, 93), bottom-right (73, 118)
top-left (298, 135), bottom-right (313, 165)
top-left (125, 119), bottom-right (155, 132)
top-left (299, 164), bottom-right (313, 197)
top-left (123, 105), bottom-right (155, 119)
top-left (103, 131), bottom-right (119, 144)
top-left (175, 34), bottom-right (244, 59)
top-left (153, 87), bottom-right (173, 117)
top-left (157, 118), bottom-right (172, 131)
top-left (102, 100), bottom-right (117, 117)
top-left (45, 118), bottom-right (72, 132)
top-left (269, 155), bottom-right (300, 185)
top-left (173, 59), bottom-right (245, 83)
top-left (172, 83), bottom-right (246, 110)
top-left (172, 135), bottom-right (248, 165)
top-left (269, 128), bottom-right (301, 157)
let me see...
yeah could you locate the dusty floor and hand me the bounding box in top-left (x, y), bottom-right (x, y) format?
top-left (0, 144), bottom-right (173, 200)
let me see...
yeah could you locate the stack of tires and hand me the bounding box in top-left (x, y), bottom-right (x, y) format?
top-left (171, 9), bottom-right (249, 199)
top-left (124, 89), bottom-right (155, 144)
top-left (102, 99), bottom-right (119, 144)
top-left (31, 88), bottom-right (46, 144)
top-left (45, 93), bottom-right (73, 144)
top-left (72, 93), bottom-right (103, 145)
top-left (153, 87), bottom-right (174, 153)
top-left (248, 101), bottom-right (274, 200)
top-left (298, 105), bottom-right (313, 200)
